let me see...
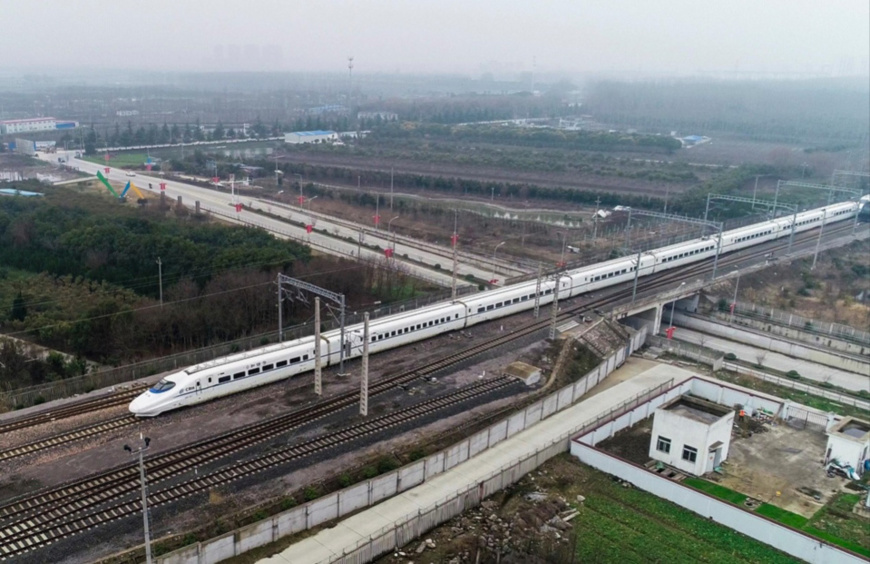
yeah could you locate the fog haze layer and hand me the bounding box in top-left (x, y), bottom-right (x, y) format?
top-left (2, 0), bottom-right (868, 77)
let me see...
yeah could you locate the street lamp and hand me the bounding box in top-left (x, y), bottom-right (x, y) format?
top-left (295, 174), bottom-right (304, 205)
top-left (729, 268), bottom-right (740, 325)
top-left (491, 241), bottom-right (505, 285)
top-left (124, 435), bottom-right (152, 564)
top-left (669, 282), bottom-right (687, 328)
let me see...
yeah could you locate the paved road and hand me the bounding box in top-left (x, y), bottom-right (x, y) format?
top-left (674, 327), bottom-right (869, 392)
top-left (45, 151), bottom-right (520, 287)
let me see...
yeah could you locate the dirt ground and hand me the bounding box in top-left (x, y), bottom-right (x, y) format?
top-left (716, 423), bottom-right (834, 517)
top-left (706, 237), bottom-right (870, 328)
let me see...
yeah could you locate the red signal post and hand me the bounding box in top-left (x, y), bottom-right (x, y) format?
top-left (306, 224), bottom-right (313, 233)
top-left (665, 326), bottom-right (676, 339)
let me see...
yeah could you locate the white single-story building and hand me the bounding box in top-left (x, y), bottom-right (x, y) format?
top-left (283, 130), bottom-right (338, 145)
top-left (825, 416), bottom-right (870, 477)
top-left (649, 395), bottom-right (734, 476)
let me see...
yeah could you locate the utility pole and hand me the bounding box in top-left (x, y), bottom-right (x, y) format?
top-left (390, 166), bottom-right (394, 211)
top-left (451, 211), bottom-right (459, 301)
top-left (630, 250), bottom-right (642, 305)
top-left (549, 274), bottom-right (560, 340)
top-left (156, 258), bottom-right (163, 307)
top-left (592, 197), bottom-right (600, 241)
top-left (357, 228), bottom-right (365, 261)
top-left (730, 271), bottom-right (740, 325)
top-left (123, 435), bottom-right (152, 564)
top-left (277, 273), bottom-right (283, 342)
top-left (811, 210), bottom-right (827, 270)
top-left (360, 313), bottom-right (369, 416)
top-left (314, 297), bottom-right (322, 395)
top-left (752, 175), bottom-right (759, 210)
top-left (533, 262), bottom-right (542, 318)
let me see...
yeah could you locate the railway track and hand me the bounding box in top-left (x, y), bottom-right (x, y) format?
top-left (1, 218), bottom-right (856, 459)
top-left (0, 376), bottom-right (518, 560)
top-left (0, 219), bottom-right (854, 515)
top-left (0, 386), bottom-right (145, 435)
top-left (0, 220), bottom-right (860, 559)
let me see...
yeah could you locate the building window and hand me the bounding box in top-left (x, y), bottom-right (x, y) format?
top-left (656, 436), bottom-right (671, 454)
top-left (682, 446), bottom-right (698, 463)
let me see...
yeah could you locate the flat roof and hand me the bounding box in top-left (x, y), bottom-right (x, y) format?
top-left (287, 130), bottom-right (336, 136)
top-left (1, 117), bottom-right (55, 124)
top-left (828, 416), bottom-right (870, 442)
top-left (662, 395), bottom-right (732, 425)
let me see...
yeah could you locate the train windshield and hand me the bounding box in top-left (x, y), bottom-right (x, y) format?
top-left (149, 379), bottom-right (176, 394)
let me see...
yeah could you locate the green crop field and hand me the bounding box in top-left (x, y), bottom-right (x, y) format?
top-left (82, 153), bottom-right (150, 168)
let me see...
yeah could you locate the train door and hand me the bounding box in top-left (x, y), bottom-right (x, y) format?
top-left (195, 380), bottom-right (202, 398)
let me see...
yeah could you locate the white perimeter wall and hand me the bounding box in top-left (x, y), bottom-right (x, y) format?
top-left (155, 328), bottom-right (648, 564)
top-left (570, 377), bottom-right (865, 564)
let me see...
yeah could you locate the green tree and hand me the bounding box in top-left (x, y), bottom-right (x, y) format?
top-left (10, 291), bottom-right (27, 321)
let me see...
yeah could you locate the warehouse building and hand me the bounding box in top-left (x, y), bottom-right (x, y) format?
top-left (0, 117), bottom-right (79, 135)
top-left (283, 130), bottom-right (338, 144)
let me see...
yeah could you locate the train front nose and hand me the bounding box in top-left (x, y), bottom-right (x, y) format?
top-left (129, 392), bottom-right (158, 417)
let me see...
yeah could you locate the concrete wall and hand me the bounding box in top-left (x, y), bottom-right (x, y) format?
top-left (723, 363), bottom-right (870, 412)
top-left (826, 433), bottom-right (869, 471)
top-left (674, 313), bottom-right (870, 375)
top-left (650, 407), bottom-right (714, 476)
top-left (570, 443), bottom-right (865, 564)
top-left (712, 310), bottom-right (870, 357)
top-left (647, 334), bottom-right (724, 370)
top-left (154, 326), bottom-right (649, 564)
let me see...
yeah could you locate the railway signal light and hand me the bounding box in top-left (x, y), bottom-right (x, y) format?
top-left (730, 302), bottom-right (736, 314)
top-left (384, 248), bottom-right (393, 258)
top-left (212, 176), bottom-right (219, 184)
top-left (298, 196), bottom-right (305, 206)
top-left (666, 326), bottom-right (676, 339)
top-left (235, 203), bottom-right (243, 212)
top-left (373, 214), bottom-right (380, 226)
top-left (451, 234), bottom-right (458, 247)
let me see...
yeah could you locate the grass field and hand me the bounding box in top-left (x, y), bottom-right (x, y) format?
top-left (82, 153), bottom-right (150, 167)
top-left (684, 477), bottom-right (869, 557)
top-left (684, 477), bottom-right (749, 504)
top-left (572, 463), bottom-right (795, 564)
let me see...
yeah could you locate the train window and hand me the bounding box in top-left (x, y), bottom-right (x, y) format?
top-left (263, 364), bottom-right (273, 371)
top-left (486, 305), bottom-right (494, 311)
top-left (248, 367), bottom-right (260, 376)
top-left (208, 377), bottom-right (212, 383)
top-left (455, 314), bottom-right (459, 319)
top-left (391, 331), bottom-right (396, 337)
top-left (291, 356), bottom-right (301, 363)
top-left (149, 379), bottom-right (176, 393)
top-left (303, 354), bottom-right (309, 361)
top-left (218, 375), bottom-right (231, 384)
top-left (276, 360), bottom-right (288, 368)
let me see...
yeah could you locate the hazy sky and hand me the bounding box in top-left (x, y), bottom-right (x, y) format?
top-left (2, 0), bottom-right (868, 76)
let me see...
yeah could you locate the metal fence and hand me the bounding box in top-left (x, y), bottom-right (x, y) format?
top-left (732, 300), bottom-right (870, 346)
top-left (647, 334), bottom-right (725, 371)
top-left (723, 362), bottom-right (870, 412)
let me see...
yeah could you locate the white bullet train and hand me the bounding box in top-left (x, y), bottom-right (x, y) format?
top-left (130, 201), bottom-right (861, 416)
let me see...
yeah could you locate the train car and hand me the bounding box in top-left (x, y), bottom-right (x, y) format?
top-left (129, 338), bottom-right (321, 416)
top-left (458, 279), bottom-right (555, 325)
top-left (336, 302), bottom-right (467, 359)
top-left (130, 200), bottom-right (861, 416)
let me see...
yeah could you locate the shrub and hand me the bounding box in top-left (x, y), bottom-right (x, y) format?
top-left (361, 466), bottom-right (378, 479)
top-left (339, 474), bottom-right (352, 488)
top-left (717, 298), bottom-right (728, 312)
top-left (259, 336), bottom-right (270, 346)
top-left (724, 353), bottom-right (737, 361)
top-left (409, 448), bottom-right (426, 461)
top-left (303, 486), bottom-right (321, 501)
top-left (819, 381), bottom-right (834, 389)
top-left (280, 497), bottom-right (297, 511)
top-left (33, 396), bottom-right (46, 405)
top-left (786, 370), bottom-right (800, 379)
top-left (377, 456), bottom-right (400, 474)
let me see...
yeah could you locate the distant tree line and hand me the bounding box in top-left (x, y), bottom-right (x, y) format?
top-left (367, 123), bottom-right (682, 154)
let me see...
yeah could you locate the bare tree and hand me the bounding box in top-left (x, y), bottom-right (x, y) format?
top-left (755, 350), bottom-right (768, 368)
